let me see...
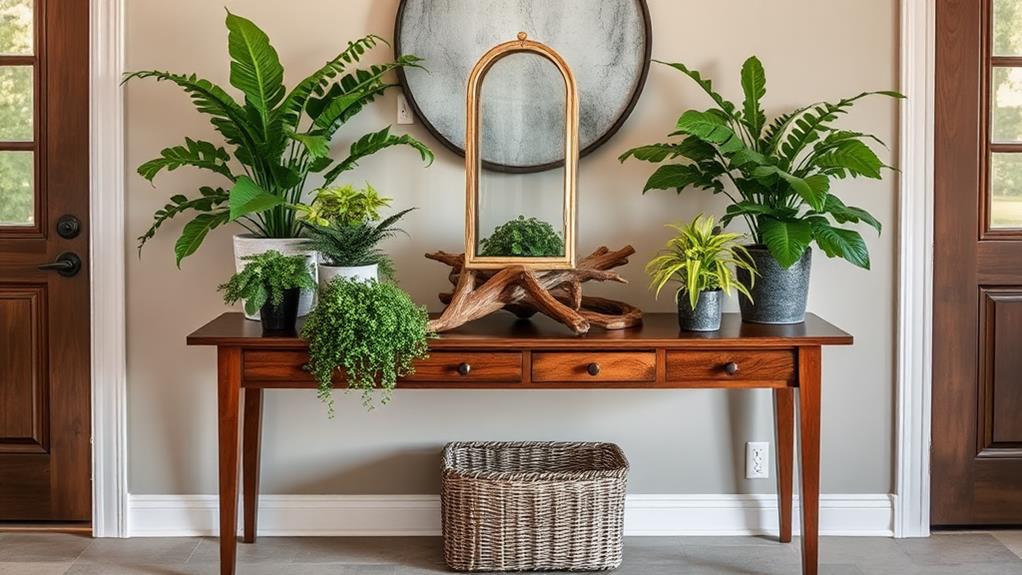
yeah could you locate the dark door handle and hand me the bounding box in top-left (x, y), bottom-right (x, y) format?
top-left (586, 362), bottom-right (601, 376)
top-left (38, 252), bottom-right (82, 277)
top-left (724, 362), bottom-right (740, 376)
top-left (457, 362), bottom-right (471, 376)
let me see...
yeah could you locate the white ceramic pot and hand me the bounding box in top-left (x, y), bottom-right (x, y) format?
top-left (318, 263), bottom-right (379, 291)
top-left (233, 234), bottom-right (318, 320)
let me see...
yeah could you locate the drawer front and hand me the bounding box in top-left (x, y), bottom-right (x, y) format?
top-left (532, 351), bottom-right (656, 383)
top-left (666, 350), bottom-right (795, 382)
top-left (242, 350), bottom-right (522, 383)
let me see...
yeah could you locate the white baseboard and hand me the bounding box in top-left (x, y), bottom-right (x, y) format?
top-left (127, 493), bottom-right (894, 538)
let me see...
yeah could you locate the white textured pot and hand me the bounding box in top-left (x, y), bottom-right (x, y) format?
top-left (233, 234), bottom-right (318, 320)
top-left (318, 263), bottom-right (379, 291)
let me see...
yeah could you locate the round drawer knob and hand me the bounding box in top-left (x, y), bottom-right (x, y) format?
top-left (457, 362), bottom-right (472, 376)
top-left (724, 362), bottom-right (740, 376)
top-left (586, 362), bottom-right (601, 376)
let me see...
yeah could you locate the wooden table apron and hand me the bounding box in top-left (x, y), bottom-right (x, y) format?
top-left (187, 313), bottom-right (853, 575)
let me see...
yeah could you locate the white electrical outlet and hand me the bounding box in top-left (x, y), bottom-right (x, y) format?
top-left (746, 442), bottom-right (770, 479)
top-left (397, 93), bottom-right (414, 124)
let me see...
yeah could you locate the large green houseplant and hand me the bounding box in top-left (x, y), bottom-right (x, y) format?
top-left (127, 11), bottom-right (433, 315)
top-left (621, 56), bottom-right (901, 323)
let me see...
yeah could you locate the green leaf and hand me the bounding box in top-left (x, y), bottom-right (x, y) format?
top-left (751, 166), bottom-right (828, 211)
top-left (642, 164), bottom-right (722, 194)
top-left (138, 187), bottom-right (230, 256)
top-left (674, 110), bottom-right (744, 154)
top-left (288, 133), bottom-right (330, 159)
top-left (815, 138), bottom-right (885, 179)
top-left (174, 210), bottom-right (230, 267)
top-left (228, 176), bottom-right (283, 221)
top-left (656, 60), bottom-right (738, 118)
top-left (822, 195), bottom-right (882, 234)
top-left (225, 11), bottom-right (285, 123)
top-left (618, 138), bottom-right (716, 163)
top-left (810, 219), bottom-right (871, 269)
top-left (740, 56), bottom-right (767, 142)
top-left (760, 217), bottom-right (812, 268)
top-left (137, 138), bottom-right (235, 182)
top-left (321, 127), bottom-right (433, 185)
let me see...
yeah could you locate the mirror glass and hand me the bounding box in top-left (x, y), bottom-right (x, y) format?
top-left (475, 52), bottom-right (567, 259)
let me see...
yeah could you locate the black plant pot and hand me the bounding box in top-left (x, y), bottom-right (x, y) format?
top-left (260, 288), bottom-right (300, 334)
top-left (737, 245), bottom-right (812, 325)
top-left (677, 289), bottom-right (722, 332)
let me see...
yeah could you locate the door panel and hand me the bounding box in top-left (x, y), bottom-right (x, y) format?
top-left (933, 0), bottom-right (1022, 525)
top-left (0, 0), bottom-right (90, 522)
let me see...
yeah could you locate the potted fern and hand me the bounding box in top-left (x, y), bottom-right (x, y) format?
top-left (300, 184), bottom-right (412, 286)
top-left (621, 56), bottom-right (901, 324)
top-left (647, 215), bottom-right (755, 331)
top-left (301, 279), bottom-right (433, 416)
top-left (480, 216), bottom-right (564, 257)
top-left (218, 251), bottom-right (316, 333)
top-left (127, 11), bottom-right (433, 318)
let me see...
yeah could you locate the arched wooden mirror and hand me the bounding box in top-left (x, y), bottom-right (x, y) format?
top-left (464, 33), bottom-right (579, 270)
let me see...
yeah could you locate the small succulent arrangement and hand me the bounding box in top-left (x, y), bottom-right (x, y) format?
top-left (479, 216), bottom-right (564, 258)
top-left (218, 250), bottom-right (316, 332)
top-left (646, 215), bottom-right (756, 331)
top-left (621, 55), bottom-right (900, 323)
top-left (301, 184), bottom-right (412, 281)
top-left (301, 278), bottom-right (433, 416)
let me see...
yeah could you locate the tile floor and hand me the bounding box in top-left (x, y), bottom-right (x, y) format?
top-left (0, 531), bottom-right (1019, 574)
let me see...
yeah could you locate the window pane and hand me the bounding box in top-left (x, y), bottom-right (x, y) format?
top-left (0, 150), bottom-right (33, 226)
top-left (0, 66), bottom-right (32, 140)
top-left (0, 0), bottom-right (32, 55)
top-left (991, 153), bottom-right (1022, 228)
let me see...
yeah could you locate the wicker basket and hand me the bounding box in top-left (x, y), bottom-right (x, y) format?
top-left (441, 441), bottom-right (629, 572)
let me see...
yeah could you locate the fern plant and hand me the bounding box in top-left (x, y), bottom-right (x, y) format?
top-left (479, 216), bottom-right (564, 257)
top-left (303, 210), bottom-right (413, 280)
top-left (301, 279), bottom-right (433, 416)
top-left (621, 56), bottom-right (902, 269)
top-left (127, 11), bottom-right (433, 266)
top-left (218, 250), bottom-right (316, 316)
top-left (646, 215), bottom-right (756, 310)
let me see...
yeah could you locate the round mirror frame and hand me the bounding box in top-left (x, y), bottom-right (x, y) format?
top-left (464, 33), bottom-right (579, 271)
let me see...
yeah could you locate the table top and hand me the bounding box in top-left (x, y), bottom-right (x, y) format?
top-left (187, 312), bottom-right (853, 349)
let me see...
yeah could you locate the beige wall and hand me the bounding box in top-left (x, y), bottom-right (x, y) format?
top-left (126, 0), bottom-right (899, 495)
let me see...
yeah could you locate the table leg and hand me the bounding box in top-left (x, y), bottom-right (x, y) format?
top-left (217, 347), bottom-right (242, 575)
top-left (773, 387), bottom-right (795, 544)
top-left (242, 388), bottom-right (263, 544)
top-left (797, 346), bottom-right (822, 575)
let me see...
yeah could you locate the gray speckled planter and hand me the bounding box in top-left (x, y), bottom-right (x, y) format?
top-left (677, 289), bottom-right (722, 332)
top-left (737, 246), bottom-right (812, 325)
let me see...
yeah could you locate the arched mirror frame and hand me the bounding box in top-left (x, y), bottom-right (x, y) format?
top-left (464, 33), bottom-right (579, 270)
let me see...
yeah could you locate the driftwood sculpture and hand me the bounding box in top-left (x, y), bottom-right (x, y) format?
top-left (426, 246), bottom-right (643, 334)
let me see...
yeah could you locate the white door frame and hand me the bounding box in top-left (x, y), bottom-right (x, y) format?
top-left (85, 0), bottom-right (936, 538)
top-left (90, 0), bottom-right (127, 538)
top-left (894, 0), bottom-right (935, 538)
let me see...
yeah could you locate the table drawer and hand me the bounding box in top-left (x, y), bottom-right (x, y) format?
top-left (531, 351), bottom-right (656, 383)
top-left (242, 350), bottom-right (523, 383)
top-left (665, 350), bottom-right (795, 382)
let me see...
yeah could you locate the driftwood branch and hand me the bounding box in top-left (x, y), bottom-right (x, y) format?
top-left (426, 246), bottom-right (643, 334)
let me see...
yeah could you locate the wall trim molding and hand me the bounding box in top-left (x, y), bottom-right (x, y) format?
top-left (90, 0), bottom-right (128, 538)
top-left (895, 0), bottom-right (935, 539)
top-left (127, 493), bottom-right (895, 538)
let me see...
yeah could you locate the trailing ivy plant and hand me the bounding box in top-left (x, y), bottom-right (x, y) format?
top-left (621, 56), bottom-right (903, 269)
top-left (301, 279), bottom-right (433, 416)
top-left (646, 215), bottom-right (756, 310)
top-left (127, 11), bottom-right (433, 266)
top-left (218, 250), bottom-right (316, 316)
top-left (479, 216), bottom-right (564, 257)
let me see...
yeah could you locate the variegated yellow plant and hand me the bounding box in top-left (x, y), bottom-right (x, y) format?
top-left (646, 215), bottom-right (757, 310)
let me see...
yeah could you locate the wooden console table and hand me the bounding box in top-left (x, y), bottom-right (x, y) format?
top-left (188, 312), bottom-right (852, 575)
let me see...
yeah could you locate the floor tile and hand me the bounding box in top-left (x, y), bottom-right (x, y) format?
top-left (993, 530), bottom-right (1022, 560)
top-left (0, 534), bottom-right (91, 562)
top-left (896, 533), bottom-right (1022, 566)
top-left (0, 563), bottom-right (71, 575)
top-left (76, 538), bottom-right (199, 565)
top-left (186, 537), bottom-right (299, 564)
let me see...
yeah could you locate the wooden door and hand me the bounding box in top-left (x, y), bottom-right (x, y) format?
top-left (933, 0), bottom-right (1022, 525)
top-left (0, 0), bottom-right (90, 522)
